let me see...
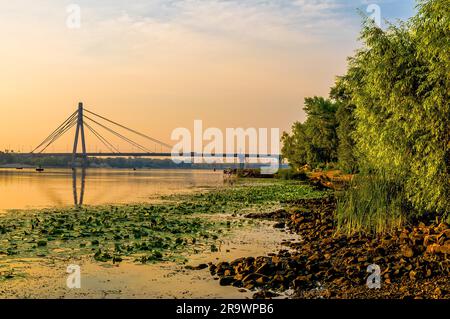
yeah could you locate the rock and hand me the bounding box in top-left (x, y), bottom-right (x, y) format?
top-left (437, 244), bottom-right (450, 254)
top-left (426, 243), bottom-right (450, 255)
top-left (401, 246), bottom-right (414, 258)
top-left (332, 277), bottom-right (348, 286)
top-left (273, 222), bottom-right (285, 229)
top-left (185, 263), bottom-right (208, 270)
top-left (217, 261), bottom-right (229, 269)
top-left (434, 287), bottom-right (442, 297)
top-left (209, 264), bottom-right (217, 275)
top-left (424, 235), bottom-right (437, 247)
top-left (242, 273), bottom-right (260, 283)
top-left (271, 274), bottom-right (285, 283)
top-left (293, 275), bottom-right (310, 288)
top-left (252, 290), bottom-right (279, 299)
top-left (244, 264), bottom-right (255, 273)
top-left (224, 269), bottom-right (233, 276)
top-left (230, 257), bottom-right (246, 266)
top-left (307, 253), bottom-right (319, 262)
top-left (399, 286), bottom-right (408, 293)
top-left (219, 276), bottom-right (235, 286)
top-left (216, 262), bottom-right (231, 275)
top-left (375, 247), bottom-right (386, 255)
top-left (255, 263), bottom-right (273, 276)
top-left (207, 196), bottom-right (450, 299)
top-left (441, 229), bottom-right (450, 239)
top-left (436, 222), bottom-right (449, 231)
top-left (255, 276), bottom-right (267, 286)
top-left (244, 283), bottom-right (255, 290)
top-left (234, 274), bottom-right (244, 283)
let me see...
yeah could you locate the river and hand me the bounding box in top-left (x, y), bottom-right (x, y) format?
top-left (0, 168), bottom-right (223, 212)
top-left (0, 167), bottom-right (297, 298)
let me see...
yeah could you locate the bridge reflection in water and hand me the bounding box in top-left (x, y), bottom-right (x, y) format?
top-left (72, 168), bottom-right (86, 207)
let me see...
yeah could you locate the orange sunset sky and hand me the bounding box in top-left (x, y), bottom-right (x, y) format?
top-left (0, 0), bottom-right (415, 152)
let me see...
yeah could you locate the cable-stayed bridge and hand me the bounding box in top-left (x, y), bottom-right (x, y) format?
top-left (18, 102), bottom-right (279, 167)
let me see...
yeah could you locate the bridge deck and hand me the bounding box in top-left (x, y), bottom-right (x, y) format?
top-left (17, 153), bottom-right (280, 158)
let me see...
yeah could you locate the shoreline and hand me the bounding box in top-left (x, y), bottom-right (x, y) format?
top-left (209, 195), bottom-right (450, 299)
top-left (0, 179), bottom-right (312, 298)
top-left (1, 178), bottom-right (448, 299)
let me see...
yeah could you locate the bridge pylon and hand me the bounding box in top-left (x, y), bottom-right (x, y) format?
top-left (72, 102), bottom-right (87, 168)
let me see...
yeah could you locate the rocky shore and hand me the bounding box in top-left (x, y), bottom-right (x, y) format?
top-left (208, 197), bottom-right (450, 299)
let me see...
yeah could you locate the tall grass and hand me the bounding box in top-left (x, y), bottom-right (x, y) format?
top-left (275, 168), bottom-right (308, 181)
top-left (336, 172), bottom-right (409, 234)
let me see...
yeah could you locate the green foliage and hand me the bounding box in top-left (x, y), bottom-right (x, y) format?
top-left (336, 172), bottom-right (408, 234)
top-left (330, 77), bottom-right (358, 173)
top-left (0, 202), bottom-right (225, 262)
top-left (282, 97), bottom-right (338, 169)
top-left (275, 168), bottom-right (308, 180)
top-left (342, 0), bottom-right (449, 216)
top-left (282, 88), bottom-right (359, 173)
top-left (281, 122), bottom-right (309, 168)
top-left (283, 0), bottom-right (448, 231)
top-left (182, 180), bottom-right (326, 206)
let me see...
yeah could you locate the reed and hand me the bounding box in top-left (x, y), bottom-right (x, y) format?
top-left (336, 171), bottom-right (409, 234)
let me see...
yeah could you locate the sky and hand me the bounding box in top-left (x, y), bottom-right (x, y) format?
top-left (0, 0), bottom-right (416, 153)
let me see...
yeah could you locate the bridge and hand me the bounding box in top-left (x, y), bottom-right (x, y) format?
top-left (21, 102), bottom-right (279, 167)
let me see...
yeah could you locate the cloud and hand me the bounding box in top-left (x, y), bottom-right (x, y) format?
top-left (71, 0), bottom-right (364, 61)
top-left (293, 0), bottom-right (341, 14)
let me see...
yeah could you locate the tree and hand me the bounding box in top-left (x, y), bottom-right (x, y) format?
top-left (330, 76), bottom-right (358, 173)
top-left (342, 0), bottom-right (449, 215)
top-left (282, 97), bottom-right (338, 169)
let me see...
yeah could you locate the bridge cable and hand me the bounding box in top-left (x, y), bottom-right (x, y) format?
top-left (31, 110), bottom-right (78, 153)
top-left (36, 111), bottom-right (77, 149)
top-left (33, 112), bottom-right (77, 153)
top-left (84, 115), bottom-right (154, 153)
top-left (84, 108), bottom-right (172, 149)
top-left (38, 117), bottom-right (78, 154)
top-left (85, 116), bottom-right (152, 154)
top-left (84, 121), bottom-right (119, 154)
top-left (84, 121), bottom-right (120, 154)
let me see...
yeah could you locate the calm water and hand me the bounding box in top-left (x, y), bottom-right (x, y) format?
top-left (0, 168), bottom-right (223, 212)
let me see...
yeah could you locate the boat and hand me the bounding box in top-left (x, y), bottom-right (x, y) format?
top-left (36, 167), bottom-right (44, 172)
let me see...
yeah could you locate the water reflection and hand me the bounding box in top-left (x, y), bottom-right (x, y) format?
top-left (0, 168), bottom-right (223, 212)
top-left (72, 168), bottom-right (86, 207)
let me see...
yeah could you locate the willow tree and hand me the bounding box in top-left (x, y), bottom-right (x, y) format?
top-left (343, 0), bottom-right (449, 217)
top-left (282, 97), bottom-right (338, 169)
top-left (330, 76), bottom-right (358, 173)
